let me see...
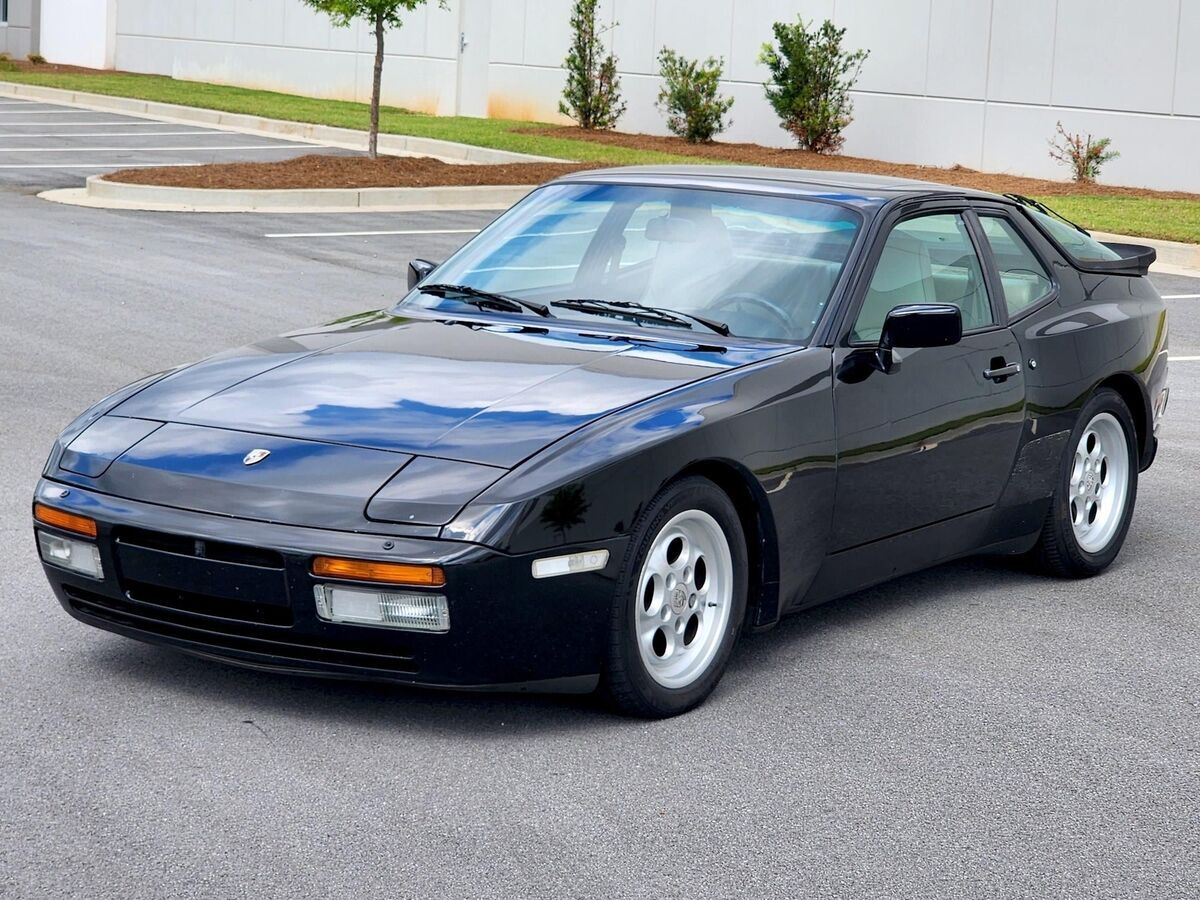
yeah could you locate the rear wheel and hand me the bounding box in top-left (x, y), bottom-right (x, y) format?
top-left (601, 477), bottom-right (748, 718)
top-left (1033, 389), bottom-right (1138, 577)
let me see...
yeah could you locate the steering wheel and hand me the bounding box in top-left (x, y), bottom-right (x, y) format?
top-left (708, 291), bottom-right (794, 338)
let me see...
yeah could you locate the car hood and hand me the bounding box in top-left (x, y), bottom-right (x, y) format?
top-left (112, 313), bottom-right (788, 468)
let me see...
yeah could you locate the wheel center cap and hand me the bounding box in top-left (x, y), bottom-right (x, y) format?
top-left (670, 587), bottom-right (688, 614)
top-left (1084, 472), bottom-right (1096, 492)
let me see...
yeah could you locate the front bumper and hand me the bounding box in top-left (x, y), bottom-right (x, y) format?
top-left (34, 479), bottom-right (628, 693)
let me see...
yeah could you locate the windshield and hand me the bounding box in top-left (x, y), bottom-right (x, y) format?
top-left (400, 182), bottom-right (862, 342)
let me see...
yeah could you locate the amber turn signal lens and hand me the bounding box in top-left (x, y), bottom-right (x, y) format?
top-left (312, 556), bottom-right (446, 587)
top-left (33, 503), bottom-right (98, 538)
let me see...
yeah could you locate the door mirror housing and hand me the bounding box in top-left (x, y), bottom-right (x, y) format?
top-left (881, 304), bottom-right (963, 350)
top-left (407, 258), bottom-right (438, 290)
top-left (837, 304), bottom-right (964, 383)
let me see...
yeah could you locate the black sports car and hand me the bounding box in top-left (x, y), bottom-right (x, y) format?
top-left (34, 167), bottom-right (1169, 717)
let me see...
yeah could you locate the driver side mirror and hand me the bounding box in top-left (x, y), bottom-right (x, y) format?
top-left (881, 303), bottom-right (962, 350)
top-left (407, 258), bottom-right (438, 290)
top-left (837, 304), bottom-right (963, 383)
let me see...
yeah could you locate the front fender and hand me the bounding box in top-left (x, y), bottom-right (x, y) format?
top-left (449, 348), bottom-right (838, 620)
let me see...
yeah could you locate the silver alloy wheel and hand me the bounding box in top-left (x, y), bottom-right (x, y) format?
top-left (1070, 411), bottom-right (1131, 554)
top-left (634, 509), bottom-right (734, 689)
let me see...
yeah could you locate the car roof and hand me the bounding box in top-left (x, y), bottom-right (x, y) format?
top-left (552, 164), bottom-right (1006, 205)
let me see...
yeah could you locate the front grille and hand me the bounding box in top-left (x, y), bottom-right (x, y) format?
top-left (117, 526), bottom-right (284, 569)
top-left (125, 579), bottom-right (293, 627)
top-left (65, 586), bottom-right (419, 674)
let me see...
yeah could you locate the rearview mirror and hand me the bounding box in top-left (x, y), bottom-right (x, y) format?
top-left (407, 258), bottom-right (438, 290)
top-left (881, 304), bottom-right (963, 350)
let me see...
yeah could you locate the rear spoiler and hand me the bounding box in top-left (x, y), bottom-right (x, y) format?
top-left (1088, 242), bottom-right (1157, 277)
top-left (1003, 193), bottom-right (1156, 276)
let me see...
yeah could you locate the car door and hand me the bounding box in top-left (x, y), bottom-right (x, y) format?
top-left (829, 206), bottom-right (1027, 551)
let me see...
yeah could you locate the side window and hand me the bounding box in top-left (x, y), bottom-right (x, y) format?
top-left (852, 213), bottom-right (993, 343)
top-left (979, 216), bottom-right (1054, 317)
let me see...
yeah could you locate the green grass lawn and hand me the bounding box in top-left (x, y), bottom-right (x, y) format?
top-left (3, 67), bottom-right (1199, 243)
top-left (0, 68), bottom-right (694, 166)
top-left (1030, 196), bottom-right (1200, 245)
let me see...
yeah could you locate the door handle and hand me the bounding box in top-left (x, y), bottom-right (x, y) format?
top-left (983, 362), bottom-right (1021, 382)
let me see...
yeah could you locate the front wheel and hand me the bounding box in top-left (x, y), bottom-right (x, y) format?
top-left (1033, 388), bottom-right (1139, 577)
top-left (601, 477), bottom-right (748, 718)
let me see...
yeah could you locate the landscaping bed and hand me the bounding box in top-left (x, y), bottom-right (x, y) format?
top-left (106, 154), bottom-right (593, 190)
top-left (528, 126), bottom-right (1200, 201)
top-left (5, 63), bottom-right (1200, 241)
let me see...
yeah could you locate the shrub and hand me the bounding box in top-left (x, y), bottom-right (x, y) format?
top-left (655, 49), bottom-right (734, 143)
top-left (759, 18), bottom-right (868, 154)
top-left (559, 0), bottom-right (625, 130)
top-left (1048, 121), bottom-right (1119, 183)
top-left (27, 53), bottom-right (46, 65)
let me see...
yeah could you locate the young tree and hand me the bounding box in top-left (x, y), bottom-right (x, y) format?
top-left (759, 18), bottom-right (868, 154)
top-left (1048, 121), bottom-right (1120, 183)
top-left (302, 0), bottom-right (443, 158)
top-left (656, 49), bottom-right (734, 143)
top-left (559, 0), bottom-right (625, 130)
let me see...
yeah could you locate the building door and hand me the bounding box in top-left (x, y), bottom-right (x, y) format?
top-left (455, 0), bottom-right (491, 117)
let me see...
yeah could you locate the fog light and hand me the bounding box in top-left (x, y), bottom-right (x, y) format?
top-left (531, 549), bottom-right (610, 579)
top-left (314, 584), bottom-right (449, 633)
top-left (37, 530), bottom-right (103, 580)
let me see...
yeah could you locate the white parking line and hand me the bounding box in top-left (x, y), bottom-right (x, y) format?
top-left (1163, 294), bottom-right (1200, 300)
top-left (0, 109), bottom-right (137, 115)
top-left (0, 121), bottom-right (177, 126)
top-left (1170, 355), bottom-right (1200, 361)
top-left (0, 162), bottom-right (200, 169)
top-left (0, 144), bottom-right (313, 153)
top-left (264, 228), bottom-right (481, 238)
top-left (0, 131), bottom-right (219, 138)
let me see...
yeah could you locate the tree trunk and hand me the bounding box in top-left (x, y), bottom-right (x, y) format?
top-left (370, 8), bottom-right (384, 159)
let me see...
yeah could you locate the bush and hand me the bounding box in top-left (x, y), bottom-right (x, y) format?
top-left (559, 0), bottom-right (625, 130)
top-left (27, 53), bottom-right (46, 65)
top-left (759, 18), bottom-right (868, 154)
top-left (655, 49), bottom-right (734, 143)
top-left (1048, 121), bottom-right (1119, 183)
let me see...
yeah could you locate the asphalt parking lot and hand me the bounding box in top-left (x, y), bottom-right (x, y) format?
top-left (0, 95), bottom-right (355, 190)
top-left (1, 110), bottom-right (1198, 898)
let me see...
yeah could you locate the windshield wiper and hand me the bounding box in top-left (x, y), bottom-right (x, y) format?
top-left (551, 298), bottom-right (730, 336)
top-left (419, 283), bottom-right (551, 318)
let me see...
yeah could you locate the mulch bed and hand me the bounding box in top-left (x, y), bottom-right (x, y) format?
top-left (8, 51), bottom-right (1183, 199)
top-left (106, 154), bottom-right (595, 189)
top-left (524, 126), bottom-right (1200, 201)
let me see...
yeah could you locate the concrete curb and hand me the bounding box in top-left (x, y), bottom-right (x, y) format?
top-left (1093, 231), bottom-right (1200, 279)
top-left (39, 175), bottom-right (534, 213)
top-left (0, 79), bottom-right (568, 165)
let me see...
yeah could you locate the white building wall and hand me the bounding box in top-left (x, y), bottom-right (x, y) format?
top-left (29, 0), bottom-right (1200, 191)
top-left (41, 0), bottom-right (112, 69)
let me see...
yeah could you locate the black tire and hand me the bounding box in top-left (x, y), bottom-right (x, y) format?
top-left (1032, 388), bottom-right (1139, 577)
top-left (600, 477), bottom-right (749, 718)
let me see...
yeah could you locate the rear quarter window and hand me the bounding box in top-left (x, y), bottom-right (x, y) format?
top-left (1027, 208), bottom-right (1122, 262)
